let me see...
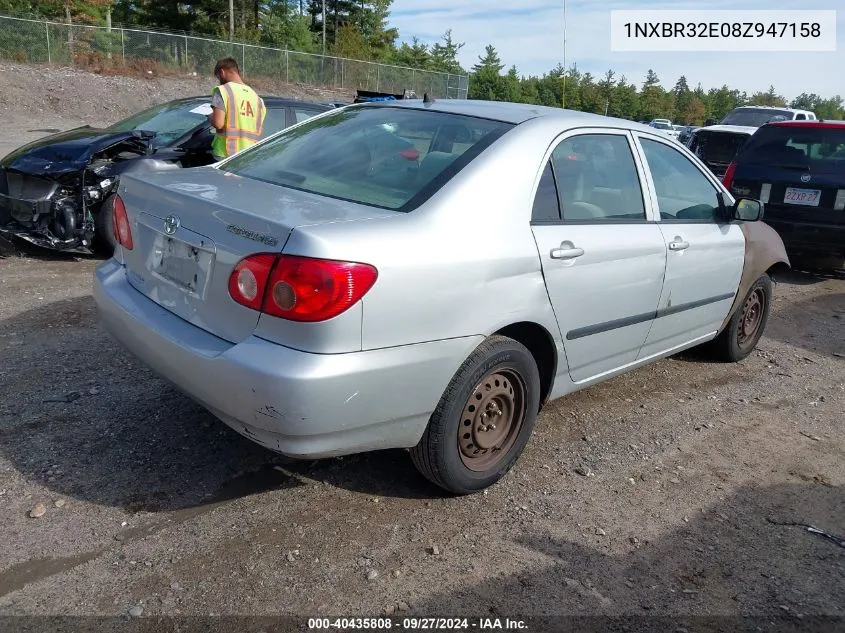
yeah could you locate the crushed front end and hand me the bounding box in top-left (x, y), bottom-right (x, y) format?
top-left (0, 130), bottom-right (154, 254)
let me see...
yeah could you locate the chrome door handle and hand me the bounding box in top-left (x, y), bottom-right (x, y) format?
top-left (550, 241), bottom-right (584, 260)
top-left (668, 239), bottom-right (690, 251)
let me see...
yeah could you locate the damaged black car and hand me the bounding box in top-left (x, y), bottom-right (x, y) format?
top-left (0, 96), bottom-right (331, 255)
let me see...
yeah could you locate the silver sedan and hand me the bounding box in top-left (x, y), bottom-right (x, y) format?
top-left (93, 99), bottom-right (789, 494)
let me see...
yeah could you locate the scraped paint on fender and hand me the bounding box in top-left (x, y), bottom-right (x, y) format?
top-left (719, 221), bottom-right (790, 331)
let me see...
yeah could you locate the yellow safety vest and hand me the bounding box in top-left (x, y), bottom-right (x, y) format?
top-left (211, 82), bottom-right (265, 158)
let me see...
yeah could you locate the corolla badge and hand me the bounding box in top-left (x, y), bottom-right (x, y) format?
top-left (800, 174), bottom-right (812, 183)
top-left (164, 215), bottom-right (181, 235)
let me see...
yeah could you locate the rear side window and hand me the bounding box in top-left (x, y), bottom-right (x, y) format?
top-left (221, 107), bottom-right (513, 211)
top-left (531, 162), bottom-right (561, 222)
top-left (294, 107), bottom-right (324, 123)
top-left (550, 133), bottom-right (646, 221)
top-left (261, 107), bottom-right (288, 138)
top-left (737, 125), bottom-right (845, 173)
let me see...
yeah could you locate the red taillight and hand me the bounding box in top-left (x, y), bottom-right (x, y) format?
top-left (228, 253), bottom-right (277, 311)
top-left (722, 161), bottom-right (737, 190)
top-left (228, 254), bottom-right (378, 322)
top-left (112, 194), bottom-right (133, 250)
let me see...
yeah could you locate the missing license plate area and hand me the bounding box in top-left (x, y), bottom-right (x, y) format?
top-left (784, 187), bottom-right (821, 207)
top-left (153, 235), bottom-right (213, 295)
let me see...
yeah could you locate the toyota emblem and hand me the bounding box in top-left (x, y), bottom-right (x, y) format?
top-left (800, 173), bottom-right (811, 183)
top-left (164, 215), bottom-right (180, 235)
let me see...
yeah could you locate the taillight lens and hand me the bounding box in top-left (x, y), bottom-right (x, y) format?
top-left (228, 253), bottom-right (277, 311)
top-left (722, 161), bottom-right (737, 190)
top-left (228, 254), bottom-right (378, 322)
top-left (112, 194), bottom-right (133, 250)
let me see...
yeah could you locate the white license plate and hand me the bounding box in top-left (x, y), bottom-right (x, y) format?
top-left (784, 187), bottom-right (821, 206)
top-left (153, 236), bottom-right (212, 295)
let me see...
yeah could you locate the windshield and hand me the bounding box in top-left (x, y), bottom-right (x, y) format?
top-left (737, 125), bottom-right (845, 173)
top-left (106, 100), bottom-right (209, 147)
top-left (650, 122), bottom-right (671, 130)
top-left (220, 106), bottom-right (513, 211)
top-left (720, 108), bottom-right (792, 127)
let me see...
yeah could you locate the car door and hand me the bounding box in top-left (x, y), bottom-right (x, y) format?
top-left (530, 129), bottom-right (668, 384)
top-left (633, 133), bottom-right (745, 358)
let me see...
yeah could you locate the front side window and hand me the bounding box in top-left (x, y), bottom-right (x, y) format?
top-left (550, 133), bottom-right (646, 221)
top-left (640, 138), bottom-right (723, 221)
top-left (221, 106), bottom-right (513, 211)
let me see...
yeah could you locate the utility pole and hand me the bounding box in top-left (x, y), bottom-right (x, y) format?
top-left (322, 0), bottom-right (326, 54)
top-left (561, 0), bottom-right (567, 109)
top-left (229, 0), bottom-right (235, 41)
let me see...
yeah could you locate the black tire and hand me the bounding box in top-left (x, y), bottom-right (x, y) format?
top-left (711, 274), bottom-right (772, 362)
top-left (410, 335), bottom-right (541, 495)
top-left (93, 194), bottom-right (117, 257)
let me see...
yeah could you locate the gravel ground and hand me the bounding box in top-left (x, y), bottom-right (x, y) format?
top-left (0, 73), bottom-right (844, 628)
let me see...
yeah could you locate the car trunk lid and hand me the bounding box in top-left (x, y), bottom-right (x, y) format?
top-left (116, 167), bottom-right (394, 344)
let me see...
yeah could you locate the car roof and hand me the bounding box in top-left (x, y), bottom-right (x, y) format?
top-left (767, 120), bottom-right (845, 129)
top-left (354, 99), bottom-right (659, 131)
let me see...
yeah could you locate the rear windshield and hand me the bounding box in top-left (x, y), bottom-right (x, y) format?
top-left (720, 108), bottom-right (792, 127)
top-left (219, 106), bottom-right (513, 211)
top-left (737, 125), bottom-right (845, 173)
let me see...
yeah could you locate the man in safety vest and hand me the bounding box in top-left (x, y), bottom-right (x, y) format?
top-left (208, 57), bottom-right (266, 161)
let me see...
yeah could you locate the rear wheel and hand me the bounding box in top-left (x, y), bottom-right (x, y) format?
top-left (711, 274), bottom-right (772, 362)
top-left (410, 335), bottom-right (541, 495)
top-left (93, 194), bottom-right (117, 257)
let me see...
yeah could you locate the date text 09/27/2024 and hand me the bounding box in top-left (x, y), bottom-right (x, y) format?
top-left (307, 617), bottom-right (528, 630)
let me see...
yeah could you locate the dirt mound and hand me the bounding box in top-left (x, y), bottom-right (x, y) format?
top-left (0, 61), bottom-right (351, 155)
top-left (1, 61), bottom-right (351, 121)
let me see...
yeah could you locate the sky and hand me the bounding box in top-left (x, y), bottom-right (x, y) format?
top-left (390, 0), bottom-right (844, 101)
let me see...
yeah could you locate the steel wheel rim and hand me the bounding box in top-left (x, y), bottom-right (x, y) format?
top-left (458, 369), bottom-right (527, 472)
top-left (737, 288), bottom-right (765, 349)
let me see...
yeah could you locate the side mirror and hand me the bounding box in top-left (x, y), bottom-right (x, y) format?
top-left (732, 197), bottom-right (764, 221)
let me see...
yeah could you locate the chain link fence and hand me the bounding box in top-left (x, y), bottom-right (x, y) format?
top-left (0, 14), bottom-right (469, 99)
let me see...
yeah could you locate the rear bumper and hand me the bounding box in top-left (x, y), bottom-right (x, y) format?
top-left (94, 259), bottom-right (482, 459)
top-left (765, 218), bottom-right (845, 257)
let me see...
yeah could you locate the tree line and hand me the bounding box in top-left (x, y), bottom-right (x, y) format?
top-left (2, 0), bottom-right (842, 121)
